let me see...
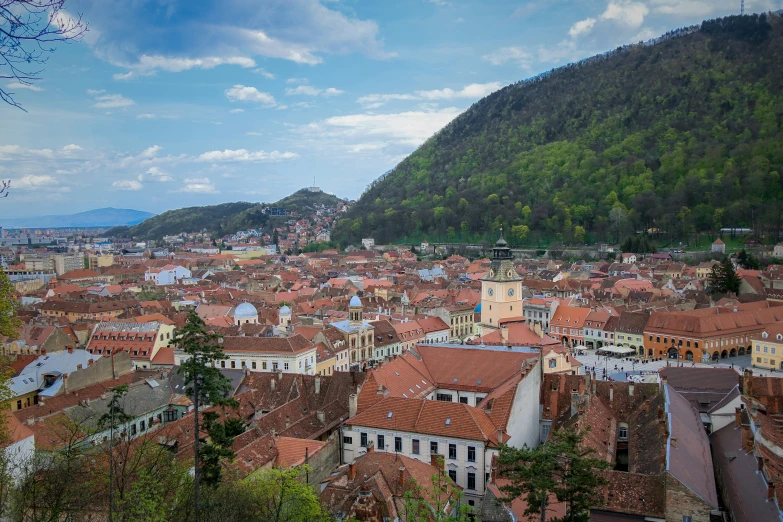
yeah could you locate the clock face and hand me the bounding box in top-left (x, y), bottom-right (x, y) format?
top-left (508, 288), bottom-right (515, 297)
top-left (488, 269), bottom-right (495, 278)
top-left (488, 288), bottom-right (494, 297)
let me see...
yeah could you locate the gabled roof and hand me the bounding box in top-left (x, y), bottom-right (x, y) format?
top-left (348, 396), bottom-right (504, 445)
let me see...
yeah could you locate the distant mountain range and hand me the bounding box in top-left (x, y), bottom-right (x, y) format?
top-left (0, 207), bottom-right (156, 229)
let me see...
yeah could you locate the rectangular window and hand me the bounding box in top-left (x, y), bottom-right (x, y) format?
top-left (395, 437), bottom-right (402, 452)
top-left (459, 396), bottom-right (468, 404)
top-left (360, 432), bottom-right (368, 447)
top-left (252, 361), bottom-right (257, 369)
top-left (272, 362), bottom-right (278, 371)
top-left (284, 362), bottom-right (289, 370)
top-left (230, 360), bottom-right (236, 368)
top-left (130, 424), bottom-right (137, 436)
top-left (436, 393), bottom-right (453, 402)
top-left (764, 347), bottom-right (769, 353)
top-left (448, 444), bottom-right (457, 460)
top-left (263, 361), bottom-right (268, 369)
top-left (467, 472), bottom-right (476, 490)
top-left (618, 427), bottom-right (628, 440)
top-left (448, 469), bottom-right (457, 483)
top-left (343, 436), bottom-right (353, 445)
top-left (758, 357), bottom-right (762, 363)
top-left (773, 348), bottom-right (777, 355)
top-left (467, 446), bottom-right (476, 462)
top-left (377, 434), bottom-right (385, 450)
top-left (140, 420), bottom-right (146, 432)
top-left (220, 360), bottom-right (225, 368)
top-left (430, 441), bottom-right (438, 455)
top-left (412, 439), bottom-right (420, 455)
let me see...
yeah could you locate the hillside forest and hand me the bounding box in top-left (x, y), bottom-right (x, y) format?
top-left (334, 14), bottom-right (783, 248)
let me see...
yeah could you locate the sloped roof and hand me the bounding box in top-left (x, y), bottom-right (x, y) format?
top-left (348, 396), bottom-right (504, 445)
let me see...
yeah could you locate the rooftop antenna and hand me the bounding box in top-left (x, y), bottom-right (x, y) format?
top-left (741, 0), bottom-right (744, 14)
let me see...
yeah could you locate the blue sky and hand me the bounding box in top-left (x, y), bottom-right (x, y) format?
top-left (1, 0), bottom-right (779, 218)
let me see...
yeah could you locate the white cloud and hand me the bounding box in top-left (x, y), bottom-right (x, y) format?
top-left (61, 144), bottom-right (83, 153)
top-left (140, 145), bottom-right (162, 158)
top-left (427, 0), bottom-right (451, 5)
top-left (6, 82), bottom-right (44, 92)
top-left (89, 91), bottom-right (135, 109)
top-left (321, 107), bottom-right (463, 145)
top-left (357, 83), bottom-right (500, 109)
top-left (136, 113), bottom-right (157, 119)
top-left (229, 108), bottom-right (245, 113)
top-left (13, 175), bottom-right (58, 190)
top-left (357, 93), bottom-right (418, 109)
top-left (197, 149), bottom-right (299, 162)
top-left (253, 68), bottom-right (275, 79)
top-left (286, 78), bottom-right (309, 84)
top-left (246, 131), bottom-right (264, 136)
top-left (482, 46), bottom-right (533, 68)
top-left (225, 85), bottom-right (276, 106)
top-left (600, 1), bottom-right (649, 28)
top-left (142, 166), bottom-right (173, 182)
top-left (113, 55), bottom-right (256, 79)
top-left (179, 178), bottom-right (218, 193)
top-left (86, 89), bottom-right (105, 95)
top-left (112, 179), bottom-right (143, 191)
top-left (569, 17), bottom-right (597, 38)
top-left (347, 142), bottom-right (388, 153)
top-left (415, 82), bottom-right (501, 100)
top-left (285, 85), bottom-right (344, 96)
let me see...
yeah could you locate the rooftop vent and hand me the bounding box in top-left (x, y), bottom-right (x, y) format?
top-left (445, 418), bottom-right (451, 425)
top-left (387, 412), bottom-right (393, 418)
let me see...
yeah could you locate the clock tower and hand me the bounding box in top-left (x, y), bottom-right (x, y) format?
top-left (478, 229), bottom-right (523, 336)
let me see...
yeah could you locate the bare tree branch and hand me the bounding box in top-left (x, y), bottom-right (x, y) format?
top-left (0, 0), bottom-right (88, 110)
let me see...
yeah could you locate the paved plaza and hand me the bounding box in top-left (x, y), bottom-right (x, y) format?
top-left (572, 349), bottom-right (783, 382)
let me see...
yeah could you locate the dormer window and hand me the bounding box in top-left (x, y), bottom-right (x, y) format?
top-left (778, 334), bottom-right (783, 341)
top-left (763, 332), bottom-right (769, 338)
top-left (618, 422), bottom-right (628, 441)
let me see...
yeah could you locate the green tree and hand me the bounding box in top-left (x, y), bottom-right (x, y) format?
top-left (573, 226), bottom-right (586, 243)
top-left (173, 311), bottom-right (235, 522)
top-left (709, 257), bottom-right (741, 294)
top-left (497, 427), bottom-right (610, 522)
top-left (401, 458), bottom-right (473, 521)
top-left (244, 466), bottom-right (328, 522)
top-left (0, 271), bottom-right (20, 443)
top-left (737, 249), bottom-right (760, 270)
top-left (98, 384), bottom-right (134, 522)
top-left (511, 225), bottom-right (530, 243)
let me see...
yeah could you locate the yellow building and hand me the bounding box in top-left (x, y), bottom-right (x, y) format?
top-left (478, 231), bottom-right (523, 336)
top-left (315, 343), bottom-right (336, 376)
top-left (88, 254), bottom-right (114, 270)
top-left (751, 324), bottom-right (783, 371)
top-left (696, 262), bottom-right (717, 280)
top-left (542, 345), bottom-right (582, 375)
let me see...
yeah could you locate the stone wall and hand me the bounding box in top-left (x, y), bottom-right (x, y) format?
top-left (63, 352), bottom-right (134, 394)
top-left (304, 433), bottom-right (340, 487)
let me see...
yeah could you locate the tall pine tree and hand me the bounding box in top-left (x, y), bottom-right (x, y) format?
top-left (173, 311), bottom-right (235, 522)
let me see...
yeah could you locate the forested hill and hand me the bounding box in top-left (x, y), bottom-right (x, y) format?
top-left (335, 14), bottom-right (783, 246)
top-left (106, 189), bottom-right (344, 240)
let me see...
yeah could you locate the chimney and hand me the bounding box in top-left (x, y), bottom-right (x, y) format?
top-left (62, 373), bottom-right (68, 394)
top-left (670, 437), bottom-right (677, 448)
top-left (40, 347), bottom-right (46, 356)
top-left (498, 428), bottom-right (503, 443)
top-left (570, 391), bottom-right (579, 418)
top-left (660, 375), bottom-right (668, 392)
top-left (743, 369), bottom-right (752, 396)
top-left (277, 369), bottom-right (283, 381)
top-left (741, 418), bottom-right (753, 452)
top-left (285, 415), bottom-right (290, 429)
top-left (501, 325), bottom-right (508, 343)
top-left (629, 382), bottom-right (634, 397)
top-left (367, 441), bottom-right (374, 453)
top-left (271, 377), bottom-right (276, 391)
top-left (88, 359), bottom-right (94, 366)
top-left (348, 393), bottom-right (358, 418)
top-left (735, 407), bottom-right (742, 427)
top-left (67, 346), bottom-right (73, 354)
top-left (270, 428), bottom-right (276, 439)
top-left (609, 384), bottom-right (614, 403)
top-left (430, 453), bottom-right (442, 469)
top-left (398, 467), bottom-right (405, 490)
top-left (317, 410), bottom-right (325, 423)
top-left (349, 463), bottom-right (357, 481)
top-left (315, 376), bottom-right (321, 395)
top-left (768, 483), bottom-right (776, 501)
